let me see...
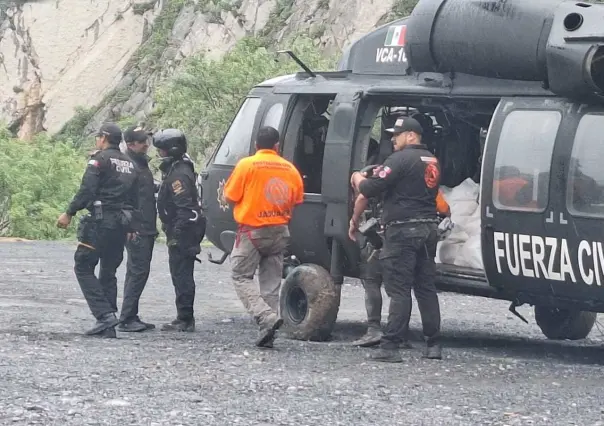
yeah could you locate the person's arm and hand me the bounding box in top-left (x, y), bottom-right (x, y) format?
top-left (171, 174), bottom-right (197, 238)
top-left (224, 160), bottom-right (247, 204)
top-left (350, 193), bottom-right (368, 226)
top-left (293, 167), bottom-right (305, 205)
top-left (66, 154), bottom-right (104, 216)
top-left (357, 154), bottom-right (403, 199)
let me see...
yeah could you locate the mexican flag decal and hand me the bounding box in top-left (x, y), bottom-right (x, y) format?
top-left (385, 25), bottom-right (406, 47)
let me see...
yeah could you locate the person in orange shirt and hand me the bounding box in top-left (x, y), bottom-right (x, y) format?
top-left (224, 126), bottom-right (304, 348)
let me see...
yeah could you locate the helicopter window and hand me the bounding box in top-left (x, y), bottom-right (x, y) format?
top-left (213, 97), bottom-right (262, 166)
top-left (262, 103), bottom-right (284, 130)
top-left (567, 114), bottom-right (604, 218)
top-left (291, 95), bottom-right (334, 193)
top-left (492, 110), bottom-right (560, 212)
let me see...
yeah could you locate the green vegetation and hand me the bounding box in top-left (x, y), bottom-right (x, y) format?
top-left (152, 34), bottom-right (337, 161)
top-left (0, 128), bottom-right (84, 240)
top-left (378, 0), bottom-right (418, 25)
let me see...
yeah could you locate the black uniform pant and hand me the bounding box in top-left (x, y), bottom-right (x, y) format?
top-left (168, 246), bottom-right (196, 320)
top-left (74, 218), bottom-right (126, 320)
top-left (379, 222), bottom-right (441, 348)
top-left (120, 234), bottom-right (156, 323)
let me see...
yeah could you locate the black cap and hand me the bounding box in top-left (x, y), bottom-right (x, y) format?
top-left (385, 116), bottom-right (423, 135)
top-left (123, 125), bottom-right (151, 143)
top-left (95, 122), bottom-right (122, 144)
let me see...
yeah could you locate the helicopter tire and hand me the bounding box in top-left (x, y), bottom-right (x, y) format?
top-left (534, 306), bottom-right (597, 340)
top-left (279, 263), bottom-right (341, 342)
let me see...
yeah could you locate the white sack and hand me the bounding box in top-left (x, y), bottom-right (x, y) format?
top-left (436, 178), bottom-right (482, 268)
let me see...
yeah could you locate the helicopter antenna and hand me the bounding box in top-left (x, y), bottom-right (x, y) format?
top-left (276, 50), bottom-right (316, 77)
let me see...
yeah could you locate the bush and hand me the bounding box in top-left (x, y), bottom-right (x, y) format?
top-left (152, 34), bottom-right (337, 160)
top-left (0, 128), bottom-right (86, 240)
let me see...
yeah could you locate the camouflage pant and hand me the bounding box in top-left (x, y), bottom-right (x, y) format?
top-left (359, 243), bottom-right (383, 330)
top-left (230, 224), bottom-right (290, 327)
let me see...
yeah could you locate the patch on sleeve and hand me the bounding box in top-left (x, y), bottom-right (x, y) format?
top-left (378, 166), bottom-right (392, 179)
top-left (87, 159), bottom-right (99, 167)
top-left (171, 179), bottom-right (184, 195)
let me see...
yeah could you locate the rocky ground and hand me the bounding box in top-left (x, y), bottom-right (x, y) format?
top-left (0, 241), bottom-right (603, 425)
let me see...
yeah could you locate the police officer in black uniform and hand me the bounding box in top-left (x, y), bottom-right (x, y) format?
top-left (350, 116), bottom-right (443, 361)
top-left (152, 129), bottom-right (205, 332)
top-left (118, 126), bottom-right (158, 332)
top-left (57, 122), bottom-right (140, 338)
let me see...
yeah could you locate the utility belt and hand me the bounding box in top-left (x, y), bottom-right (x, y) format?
top-left (384, 217), bottom-right (440, 229)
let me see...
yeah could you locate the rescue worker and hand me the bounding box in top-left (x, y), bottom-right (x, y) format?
top-left (223, 126), bottom-right (304, 348)
top-left (350, 116), bottom-right (443, 361)
top-left (56, 122), bottom-right (140, 338)
top-left (351, 185), bottom-right (450, 348)
top-left (118, 126), bottom-right (157, 332)
top-left (152, 129), bottom-right (205, 332)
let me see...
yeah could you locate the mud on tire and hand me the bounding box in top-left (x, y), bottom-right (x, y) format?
top-left (534, 306), bottom-right (597, 340)
top-left (279, 263), bottom-right (341, 342)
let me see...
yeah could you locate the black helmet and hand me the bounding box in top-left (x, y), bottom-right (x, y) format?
top-left (152, 129), bottom-right (187, 158)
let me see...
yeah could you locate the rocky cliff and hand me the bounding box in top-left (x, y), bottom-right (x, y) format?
top-left (0, 0), bottom-right (413, 139)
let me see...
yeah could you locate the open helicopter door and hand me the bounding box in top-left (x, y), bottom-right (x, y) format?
top-left (480, 97), bottom-right (573, 304)
top-left (200, 89), bottom-right (291, 259)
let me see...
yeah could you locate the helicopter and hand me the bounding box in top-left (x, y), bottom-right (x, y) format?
top-left (198, 0), bottom-right (604, 343)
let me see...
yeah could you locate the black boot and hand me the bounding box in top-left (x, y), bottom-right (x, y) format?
top-left (352, 327), bottom-right (382, 347)
top-left (423, 344), bottom-right (442, 360)
top-left (369, 347), bottom-right (402, 363)
top-left (118, 317), bottom-right (155, 332)
top-left (256, 316), bottom-right (284, 348)
top-left (161, 318), bottom-right (195, 332)
top-left (85, 313), bottom-right (119, 336)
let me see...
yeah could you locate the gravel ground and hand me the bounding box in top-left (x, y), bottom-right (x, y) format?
top-left (0, 241), bottom-right (604, 425)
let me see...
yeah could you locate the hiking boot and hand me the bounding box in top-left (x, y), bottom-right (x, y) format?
top-left (118, 318), bottom-right (155, 332)
top-left (161, 318), bottom-right (195, 332)
top-left (369, 347), bottom-right (402, 363)
top-left (256, 317), bottom-right (284, 348)
top-left (352, 328), bottom-right (382, 347)
top-left (423, 344), bottom-right (442, 360)
top-left (92, 327), bottom-right (117, 338)
top-left (85, 313), bottom-right (119, 336)
top-left (400, 340), bottom-right (413, 349)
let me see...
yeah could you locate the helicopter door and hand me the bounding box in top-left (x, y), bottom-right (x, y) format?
top-left (480, 97), bottom-right (571, 298)
top-left (552, 107), bottom-right (604, 304)
top-left (200, 95), bottom-right (264, 252)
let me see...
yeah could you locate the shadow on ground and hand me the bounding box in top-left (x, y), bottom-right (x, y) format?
top-left (328, 320), bottom-right (604, 366)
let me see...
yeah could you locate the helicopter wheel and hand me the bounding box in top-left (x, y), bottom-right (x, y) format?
top-left (279, 263), bottom-right (341, 342)
top-left (534, 306), bottom-right (597, 340)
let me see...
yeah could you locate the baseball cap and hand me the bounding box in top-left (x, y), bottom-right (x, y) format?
top-left (95, 122), bottom-right (122, 144)
top-left (123, 125), bottom-right (151, 143)
top-left (385, 116), bottom-right (424, 135)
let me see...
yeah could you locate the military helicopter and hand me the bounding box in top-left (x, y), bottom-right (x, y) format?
top-left (199, 0), bottom-right (604, 343)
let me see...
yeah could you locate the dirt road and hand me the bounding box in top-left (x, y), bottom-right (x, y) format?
top-left (0, 241), bottom-right (603, 425)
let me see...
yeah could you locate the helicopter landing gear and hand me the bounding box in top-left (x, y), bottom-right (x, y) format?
top-left (279, 263), bottom-right (341, 342)
top-left (534, 306), bottom-right (597, 340)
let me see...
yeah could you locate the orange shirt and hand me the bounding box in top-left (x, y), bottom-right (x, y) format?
top-left (224, 149), bottom-right (304, 227)
top-left (493, 177), bottom-right (535, 207)
top-left (436, 189), bottom-right (450, 216)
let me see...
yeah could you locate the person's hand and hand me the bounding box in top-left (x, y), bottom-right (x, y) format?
top-left (127, 232), bottom-right (139, 242)
top-left (56, 213), bottom-right (72, 229)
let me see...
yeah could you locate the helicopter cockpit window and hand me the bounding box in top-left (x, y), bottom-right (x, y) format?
top-left (262, 103), bottom-right (284, 130)
top-left (213, 97), bottom-right (262, 166)
top-left (492, 110), bottom-right (560, 212)
top-left (567, 114), bottom-right (604, 218)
